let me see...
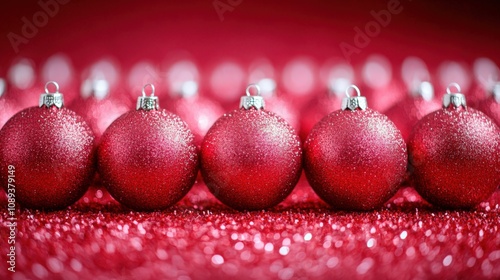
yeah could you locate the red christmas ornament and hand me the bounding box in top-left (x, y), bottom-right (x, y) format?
top-left (200, 84), bottom-right (302, 210)
top-left (477, 82), bottom-right (500, 126)
top-left (384, 82), bottom-right (441, 142)
top-left (409, 84), bottom-right (500, 209)
top-left (70, 78), bottom-right (130, 143)
top-left (0, 81), bottom-right (96, 209)
top-left (165, 81), bottom-right (224, 145)
top-left (98, 84), bottom-right (198, 211)
top-left (304, 85), bottom-right (407, 211)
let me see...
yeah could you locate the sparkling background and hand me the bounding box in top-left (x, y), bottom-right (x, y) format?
top-left (1, 180), bottom-right (499, 280)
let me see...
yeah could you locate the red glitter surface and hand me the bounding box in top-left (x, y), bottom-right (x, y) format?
top-left (477, 97), bottom-right (500, 127)
top-left (0, 183), bottom-right (499, 280)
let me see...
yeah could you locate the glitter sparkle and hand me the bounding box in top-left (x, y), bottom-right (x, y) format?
top-left (0, 180), bottom-right (499, 280)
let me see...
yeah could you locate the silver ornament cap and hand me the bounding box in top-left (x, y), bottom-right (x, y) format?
top-left (240, 84), bottom-right (265, 110)
top-left (341, 85), bottom-right (367, 111)
top-left (136, 83), bottom-right (159, 111)
top-left (39, 81), bottom-right (64, 108)
top-left (443, 82), bottom-right (466, 109)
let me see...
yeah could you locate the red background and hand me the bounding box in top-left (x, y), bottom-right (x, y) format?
top-left (1, 0), bottom-right (499, 73)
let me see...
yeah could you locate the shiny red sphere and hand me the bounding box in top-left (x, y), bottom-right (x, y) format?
top-left (408, 107), bottom-right (500, 209)
top-left (0, 106), bottom-right (96, 209)
top-left (200, 108), bottom-right (302, 210)
top-left (98, 109), bottom-right (198, 211)
top-left (384, 96), bottom-right (441, 142)
top-left (304, 108), bottom-right (408, 210)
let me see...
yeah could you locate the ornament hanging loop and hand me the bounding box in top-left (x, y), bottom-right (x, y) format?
top-left (137, 83), bottom-right (159, 111)
top-left (443, 82), bottom-right (466, 109)
top-left (246, 83), bottom-right (261, 96)
top-left (446, 83), bottom-right (461, 94)
top-left (341, 84), bottom-right (367, 111)
top-left (142, 83), bottom-right (156, 97)
top-left (45, 81), bottom-right (60, 94)
top-left (240, 83), bottom-right (265, 110)
top-left (345, 85), bottom-right (361, 97)
top-left (40, 81), bottom-right (64, 108)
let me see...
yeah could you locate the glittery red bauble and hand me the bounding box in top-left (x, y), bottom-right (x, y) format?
top-left (200, 108), bottom-right (302, 210)
top-left (384, 96), bottom-right (441, 142)
top-left (304, 109), bottom-right (407, 210)
top-left (98, 109), bottom-right (199, 211)
top-left (70, 96), bottom-right (130, 143)
top-left (0, 106), bottom-right (96, 209)
top-left (299, 93), bottom-right (341, 141)
top-left (165, 95), bottom-right (224, 145)
top-left (408, 107), bottom-right (500, 209)
top-left (477, 97), bottom-right (500, 126)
